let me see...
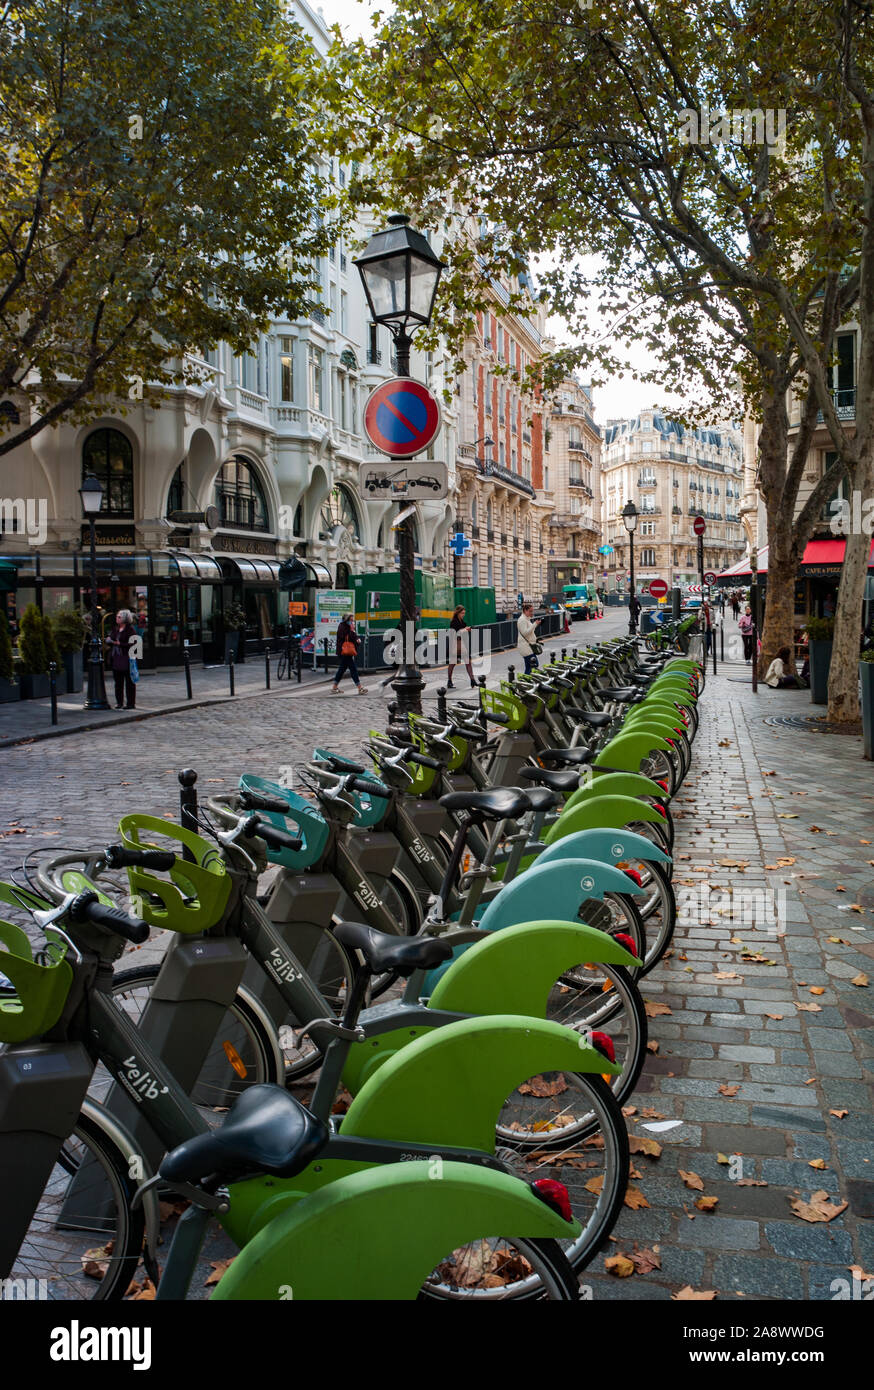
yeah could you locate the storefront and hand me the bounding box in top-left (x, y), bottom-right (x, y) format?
top-left (718, 538), bottom-right (874, 627)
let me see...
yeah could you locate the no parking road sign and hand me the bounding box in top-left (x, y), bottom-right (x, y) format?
top-left (363, 377), bottom-right (442, 458)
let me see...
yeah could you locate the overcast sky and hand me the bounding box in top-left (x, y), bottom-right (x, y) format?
top-left (313, 0), bottom-right (680, 426)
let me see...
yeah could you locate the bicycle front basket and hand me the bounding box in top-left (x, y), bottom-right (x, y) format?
top-left (0, 882), bottom-right (73, 1043)
top-left (116, 815), bottom-right (231, 934)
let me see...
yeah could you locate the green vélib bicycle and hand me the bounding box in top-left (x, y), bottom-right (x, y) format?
top-left (0, 878), bottom-right (604, 1300)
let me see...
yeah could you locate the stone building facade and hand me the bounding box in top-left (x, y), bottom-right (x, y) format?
top-left (543, 377), bottom-right (601, 594)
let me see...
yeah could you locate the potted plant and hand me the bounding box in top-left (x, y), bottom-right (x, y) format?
top-left (861, 649), bottom-right (874, 760)
top-left (17, 603), bottom-right (51, 699)
top-left (50, 608), bottom-right (87, 692)
top-left (222, 599), bottom-right (247, 661)
top-left (0, 610), bottom-right (18, 702)
top-left (805, 616), bottom-right (834, 706)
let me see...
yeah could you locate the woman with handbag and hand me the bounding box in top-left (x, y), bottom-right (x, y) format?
top-left (517, 601), bottom-right (542, 675)
top-left (447, 604), bottom-right (477, 689)
top-left (332, 616), bottom-right (365, 694)
top-left (108, 608), bottom-right (138, 709)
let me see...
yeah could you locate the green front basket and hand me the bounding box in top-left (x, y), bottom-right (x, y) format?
top-left (0, 882), bottom-right (73, 1043)
top-left (117, 815), bottom-right (231, 934)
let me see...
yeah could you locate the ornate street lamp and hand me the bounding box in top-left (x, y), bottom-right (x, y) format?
top-left (355, 214), bottom-right (444, 733)
top-left (622, 500), bottom-right (639, 634)
top-left (79, 474), bottom-right (110, 710)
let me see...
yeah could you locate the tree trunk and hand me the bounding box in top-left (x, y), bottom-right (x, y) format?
top-left (760, 546), bottom-right (797, 672)
top-left (757, 393), bottom-right (798, 669)
top-left (828, 456), bottom-right (873, 722)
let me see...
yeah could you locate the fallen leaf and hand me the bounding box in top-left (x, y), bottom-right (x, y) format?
top-left (718, 1084), bottom-right (740, 1097)
top-left (205, 1258), bottom-right (235, 1287)
top-left (679, 1169), bottom-right (705, 1191)
top-left (717, 1153), bottom-right (730, 1165)
top-left (644, 1001), bottom-right (672, 1018)
top-left (851, 973), bottom-right (869, 987)
top-left (629, 1135), bottom-right (663, 1159)
top-left (848, 1264), bottom-right (874, 1281)
top-left (672, 1285), bottom-right (717, 1300)
top-left (641, 1108), bottom-right (665, 1119)
top-left (646, 1040), bottom-right (659, 1054)
top-left (736, 1179), bottom-right (768, 1187)
top-left (518, 1074), bottom-right (569, 1098)
top-left (126, 1278), bottom-right (157, 1301)
top-left (624, 1186), bottom-right (650, 1210)
top-left (808, 1159), bottom-right (828, 1170)
top-left (630, 1245), bottom-right (661, 1274)
top-left (714, 971), bottom-right (741, 980)
top-left (695, 1195), bottom-right (719, 1212)
top-left (790, 1191), bottom-right (848, 1224)
top-left (605, 1254), bottom-right (635, 1278)
top-left (622, 1105), bottom-right (637, 1117)
top-left (765, 1013), bottom-right (784, 1020)
top-left (829, 1109), bottom-right (849, 1119)
top-left (809, 987), bottom-right (826, 996)
top-left (797, 1002), bottom-right (822, 1012)
top-left (584, 1175), bottom-right (604, 1195)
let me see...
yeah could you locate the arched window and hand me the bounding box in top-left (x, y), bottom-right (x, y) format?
top-left (471, 497), bottom-right (477, 525)
top-left (320, 484), bottom-right (360, 541)
top-left (167, 465), bottom-right (184, 515)
top-left (82, 428), bottom-right (133, 518)
top-left (214, 456), bottom-right (270, 531)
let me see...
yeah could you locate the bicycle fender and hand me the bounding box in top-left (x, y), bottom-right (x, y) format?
top-left (210, 1161), bottom-right (579, 1300)
top-left (429, 920), bottom-right (641, 1022)
top-left (341, 1015), bottom-right (619, 1153)
top-left (533, 827), bottom-right (670, 868)
top-left (543, 794), bottom-right (666, 844)
top-left (477, 858), bottom-right (644, 937)
top-left (562, 771), bottom-right (669, 814)
top-left (592, 731), bottom-right (672, 772)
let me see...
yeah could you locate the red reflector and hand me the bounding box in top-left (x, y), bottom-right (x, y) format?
top-left (665, 737), bottom-right (674, 745)
top-left (653, 803), bottom-right (667, 817)
top-left (624, 868), bottom-right (643, 887)
top-left (613, 931), bottom-right (636, 954)
top-left (590, 1030), bottom-right (616, 1062)
top-left (532, 1178), bottom-right (573, 1223)
top-left (656, 779), bottom-right (669, 792)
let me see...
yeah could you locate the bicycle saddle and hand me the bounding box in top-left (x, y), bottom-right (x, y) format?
top-left (539, 747), bottom-right (596, 767)
top-left (333, 921), bottom-right (453, 975)
top-left (567, 709), bottom-right (612, 728)
top-left (520, 785), bottom-right (560, 813)
top-left (598, 687), bottom-right (641, 702)
top-left (517, 767), bottom-right (581, 794)
top-left (160, 1084), bottom-right (328, 1185)
top-left (439, 788), bottom-right (533, 822)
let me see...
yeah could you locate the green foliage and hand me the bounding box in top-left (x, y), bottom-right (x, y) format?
top-left (805, 617), bottom-right (835, 641)
top-left (0, 0), bottom-right (340, 458)
top-left (0, 610), bottom-right (14, 682)
top-left (223, 601), bottom-right (247, 631)
top-left (860, 649), bottom-right (874, 664)
top-left (49, 608), bottom-right (87, 653)
top-left (18, 604), bottom-right (47, 674)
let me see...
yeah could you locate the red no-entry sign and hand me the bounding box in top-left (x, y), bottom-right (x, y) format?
top-left (363, 377), bottom-right (442, 458)
top-left (648, 578), bottom-right (668, 598)
top-left (693, 516), bottom-right (706, 536)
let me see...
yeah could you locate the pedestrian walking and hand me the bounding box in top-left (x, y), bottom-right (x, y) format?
top-left (731, 592), bottom-right (740, 620)
top-left (701, 596), bottom-right (713, 654)
top-left (738, 604), bottom-right (754, 662)
top-left (629, 593), bottom-right (642, 630)
top-left (517, 600), bottom-right (541, 675)
top-left (331, 615), bottom-right (364, 694)
top-left (447, 604), bottom-right (477, 689)
top-left (108, 609), bottom-right (138, 709)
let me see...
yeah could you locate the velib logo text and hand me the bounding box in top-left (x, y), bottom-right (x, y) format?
top-left (0, 497), bottom-right (48, 546)
top-left (50, 1321), bottom-right (151, 1371)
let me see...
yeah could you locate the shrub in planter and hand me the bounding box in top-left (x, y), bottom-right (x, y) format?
top-left (0, 610), bottom-right (18, 702)
top-left (223, 599), bottom-right (247, 660)
top-left (861, 649), bottom-right (874, 761)
top-left (50, 609), bottom-right (87, 692)
top-left (805, 616), bottom-right (835, 706)
top-left (17, 603), bottom-right (66, 698)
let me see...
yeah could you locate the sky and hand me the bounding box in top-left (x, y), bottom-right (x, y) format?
top-left (313, 0), bottom-right (683, 426)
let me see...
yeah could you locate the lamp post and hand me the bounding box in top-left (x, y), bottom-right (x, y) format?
top-left (622, 500), bottom-right (639, 634)
top-left (79, 474), bottom-right (110, 710)
top-left (355, 213), bottom-right (444, 734)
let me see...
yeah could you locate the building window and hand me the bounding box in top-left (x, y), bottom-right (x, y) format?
top-left (167, 464), bottom-right (185, 515)
top-left (320, 484), bottom-right (360, 541)
top-left (368, 323), bottom-right (381, 365)
top-left (471, 554), bottom-right (479, 585)
top-left (544, 466), bottom-right (550, 489)
top-left (308, 344), bottom-right (325, 412)
top-left (82, 428), bottom-right (134, 517)
top-left (340, 291), bottom-right (348, 335)
top-left (471, 496), bottom-right (478, 525)
top-left (641, 548), bottom-right (656, 566)
top-left (279, 338), bottom-right (294, 403)
top-left (214, 457), bottom-right (270, 532)
top-left (500, 557), bottom-right (506, 589)
top-left (487, 556), bottom-right (493, 586)
top-left (513, 559), bottom-right (518, 589)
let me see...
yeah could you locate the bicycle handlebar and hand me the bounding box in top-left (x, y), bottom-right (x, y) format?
top-left (69, 891), bottom-right (150, 944)
top-left (104, 845), bottom-right (177, 872)
top-left (347, 775), bottom-right (391, 799)
top-left (242, 816), bottom-right (303, 853)
top-left (238, 789), bottom-right (292, 814)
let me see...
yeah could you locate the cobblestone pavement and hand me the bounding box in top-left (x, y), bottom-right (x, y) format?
top-left (5, 606), bottom-right (871, 1300)
top-left (586, 623), bottom-right (874, 1301)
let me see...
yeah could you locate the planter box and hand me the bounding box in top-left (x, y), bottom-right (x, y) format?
top-left (862, 661), bottom-right (874, 761)
top-left (61, 649), bottom-right (84, 693)
top-left (0, 677), bottom-right (19, 703)
top-left (19, 670), bottom-right (67, 700)
top-left (809, 639), bottom-right (833, 705)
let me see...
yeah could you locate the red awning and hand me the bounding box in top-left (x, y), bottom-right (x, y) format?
top-left (718, 538), bottom-right (874, 578)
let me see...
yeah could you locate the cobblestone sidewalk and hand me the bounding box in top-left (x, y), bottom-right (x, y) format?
top-left (586, 652), bottom-right (874, 1301)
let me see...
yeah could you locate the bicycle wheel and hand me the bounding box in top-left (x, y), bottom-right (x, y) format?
top-left (624, 859), bottom-right (675, 973)
top-left (496, 1072), bottom-right (629, 1271)
top-left (577, 892), bottom-right (646, 985)
top-left (545, 962), bottom-right (647, 1108)
top-left (420, 1236), bottom-right (579, 1300)
top-left (108, 966), bottom-right (288, 1100)
top-left (8, 1111), bottom-right (144, 1301)
top-left (277, 653), bottom-right (288, 681)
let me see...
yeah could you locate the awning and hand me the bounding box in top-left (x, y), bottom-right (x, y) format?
top-left (167, 550), bottom-right (223, 582)
top-left (718, 538), bottom-right (874, 578)
top-left (0, 559), bottom-right (19, 591)
top-left (216, 557), bottom-right (281, 585)
top-left (304, 561), bottom-right (333, 588)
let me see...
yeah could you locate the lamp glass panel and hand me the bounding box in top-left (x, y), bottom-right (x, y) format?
top-left (361, 254), bottom-right (409, 319)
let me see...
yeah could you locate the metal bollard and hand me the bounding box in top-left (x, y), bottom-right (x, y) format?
top-left (751, 622), bottom-right (758, 693)
top-left (228, 653), bottom-right (235, 696)
top-left (179, 769), bottom-right (198, 861)
top-left (436, 686), bottom-right (447, 721)
top-left (561, 647), bottom-right (567, 662)
top-left (507, 663), bottom-right (516, 683)
top-left (712, 629), bottom-right (717, 675)
top-left (265, 648), bottom-right (271, 690)
top-left (183, 647), bottom-right (193, 700)
top-left (323, 637), bottom-right (330, 674)
top-left (720, 625), bottom-right (724, 663)
top-left (49, 661), bottom-right (58, 726)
